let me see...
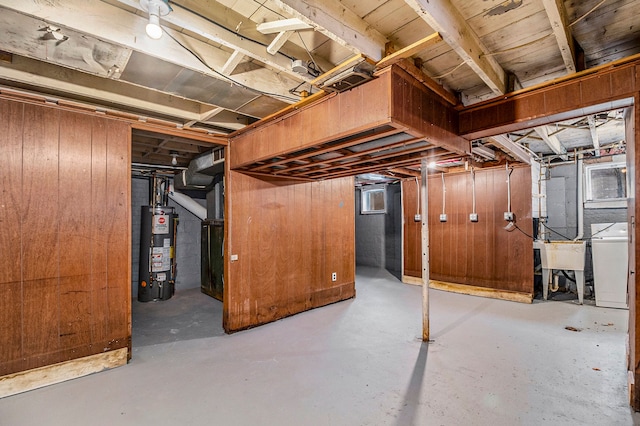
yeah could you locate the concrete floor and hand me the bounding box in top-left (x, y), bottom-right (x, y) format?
top-left (1, 266), bottom-right (639, 425)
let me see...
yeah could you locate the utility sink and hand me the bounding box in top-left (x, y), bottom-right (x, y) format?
top-left (535, 241), bottom-right (586, 304)
top-left (539, 241), bottom-right (586, 271)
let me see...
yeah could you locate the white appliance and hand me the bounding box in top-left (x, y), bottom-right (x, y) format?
top-left (591, 222), bottom-right (629, 309)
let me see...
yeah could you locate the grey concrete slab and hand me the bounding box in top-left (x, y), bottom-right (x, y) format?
top-left (1, 267), bottom-right (638, 425)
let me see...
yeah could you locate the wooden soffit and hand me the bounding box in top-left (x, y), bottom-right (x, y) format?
top-left (229, 65), bottom-right (469, 180)
top-left (459, 55), bottom-right (640, 140)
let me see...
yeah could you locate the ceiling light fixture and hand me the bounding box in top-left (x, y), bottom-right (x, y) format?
top-left (140, 0), bottom-right (172, 40)
top-left (170, 152), bottom-right (178, 166)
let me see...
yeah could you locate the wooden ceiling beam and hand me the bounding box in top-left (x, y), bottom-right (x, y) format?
top-left (271, 0), bottom-right (388, 61)
top-left (587, 115), bottom-right (601, 157)
top-left (404, 0), bottom-right (506, 95)
top-left (113, 0), bottom-right (312, 82)
top-left (257, 18), bottom-right (312, 34)
top-left (541, 0), bottom-right (576, 73)
top-left (376, 33), bottom-right (442, 69)
top-left (534, 126), bottom-right (568, 160)
top-left (488, 135), bottom-right (533, 164)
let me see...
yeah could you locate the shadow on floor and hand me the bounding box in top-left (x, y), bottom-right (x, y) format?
top-left (132, 287), bottom-right (225, 347)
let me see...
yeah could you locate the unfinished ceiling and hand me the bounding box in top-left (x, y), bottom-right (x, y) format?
top-left (0, 0), bottom-right (638, 169)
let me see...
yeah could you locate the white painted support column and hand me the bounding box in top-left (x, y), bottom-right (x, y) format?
top-left (420, 158), bottom-right (430, 341)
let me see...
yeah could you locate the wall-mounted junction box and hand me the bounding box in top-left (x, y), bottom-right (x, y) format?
top-left (439, 214), bottom-right (447, 222)
top-left (469, 213), bottom-right (478, 222)
top-left (414, 214), bottom-right (421, 222)
top-left (504, 212), bottom-right (514, 221)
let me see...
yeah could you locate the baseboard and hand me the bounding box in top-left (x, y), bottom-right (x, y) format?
top-left (429, 280), bottom-right (533, 304)
top-left (402, 275), bottom-right (422, 286)
top-left (0, 348), bottom-right (128, 399)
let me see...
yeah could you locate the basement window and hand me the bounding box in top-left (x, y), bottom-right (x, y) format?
top-left (585, 161), bottom-right (628, 208)
top-left (361, 185), bottom-right (386, 214)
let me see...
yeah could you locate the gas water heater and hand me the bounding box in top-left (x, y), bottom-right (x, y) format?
top-left (138, 176), bottom-right (179, 302)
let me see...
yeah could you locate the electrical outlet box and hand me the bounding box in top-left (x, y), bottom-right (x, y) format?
top-left (504, 212), bottom-right (514, 221)
top-left (439, 214), bottom-right (447, 222)
top-left (469, 213), bottom-right (478, 222)
top-left (414, 214), bottom-right (421, 222)
top-left (331, 272), bottom-right (337, 282)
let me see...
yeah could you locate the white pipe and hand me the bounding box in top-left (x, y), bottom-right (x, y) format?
top-left (574, 155), bottom-right (584, 241)
top-left (168, 189), bottom-right (207, 221)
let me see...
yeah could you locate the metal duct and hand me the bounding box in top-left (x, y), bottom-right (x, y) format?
top-left (175, 147), bottom-right (225, 191)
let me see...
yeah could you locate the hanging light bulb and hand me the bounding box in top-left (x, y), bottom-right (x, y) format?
top-left (170, 152), bottom-right (178, 166)
top-left (140, 0), bottom-right (172, 40)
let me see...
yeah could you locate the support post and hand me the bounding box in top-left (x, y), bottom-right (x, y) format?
top-left (420, 158), bottom-right (430, 341)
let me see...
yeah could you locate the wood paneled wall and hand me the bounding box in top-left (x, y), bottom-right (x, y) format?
top-left (0, 98), bottom-right (131, 376)
top-left (402, 166), bottom-right (533, 295)
top-left (629, 97), bottom-right (640, 408)
top-left (224, 171), bottom-right (355, 332)
top-left (459, 60), bottom-right (639, 140)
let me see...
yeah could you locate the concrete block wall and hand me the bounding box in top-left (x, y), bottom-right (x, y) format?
top-left (545, 162), bottom-right (628, 293)
top-left (131, 177), bottom-right (204, 298)
top-left (355, 182), bottom-right (402, 276)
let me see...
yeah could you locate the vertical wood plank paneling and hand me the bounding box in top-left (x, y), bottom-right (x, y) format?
top-left (105, 120), bottom-right (131, 345)
top-left (424, 166), bottom-right (533, 294)
top-left (401, 179), bottom-right (421, 278)
top-left (22, 105), bottom-right (61, 360)
top-left (224, 172), bottom-right (355, 332)
top-left (1, 98), bottom-right (132, 377)
top-left (0, 99), bottom-right (23, 374)
top-left (58, 110), bottom-right (93, 349)
top-left (629, 98), bottom-right (640, 409)
top-left (90, 117), bottom-right (109, 344)
top-left (0, 99), bottom-right (23, 285)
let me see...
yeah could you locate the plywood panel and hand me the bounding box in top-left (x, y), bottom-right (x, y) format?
top-left (459, 57), bottom-right (640, 139)
top-left (0, 282), bottom-right (22, 376)
top-left (401, 179), bottom-right (421, 278)
top-left (225, 171), bottom-right (355, 332)
top-left (21, 104), bottom-right (59, 282)
top-left (409, 166), bottom-right (533, 295)
top-left (0, 97), bottom-right (132, 377)
top-left (105, 120), bottom-right (131, 344)
top-left (0, 99), bottom-right (23, 285)
top-left (90, 117), bottom-right (109, 344)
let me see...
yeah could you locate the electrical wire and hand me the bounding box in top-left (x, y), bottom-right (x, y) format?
top-left (297, 32), bottom-right (324, 74)
top-left (481, 33), bottom-right (554, 58)
top-left (162, 29), bottom-right (299, 102)
top-left (168, 1), bottom-right (295, 61)
top-left (569, 0), bottom-right (607, 27)
top-left (432, 61), bottom-right (467, 79)
top-left (514, 223), bottom-right (534, 239)
top-left (541, 223), bottom-right (572, 240)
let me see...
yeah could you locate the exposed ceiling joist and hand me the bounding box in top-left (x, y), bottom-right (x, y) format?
top-left (115, 0), bottom-right (311, 82)
top-left (256, 18), bottom-right (312, 34)
top-left (487, 135), bottom-right (532, 164)
top-left (0, 0), bottom-right (300, 101)
top-left (376, 33), bottom-right (442, 69)
top-left (221, 50), bottom-right (245, 75)
top-left (541, 0), bottom-right (576, 73)
top-left (587, 115), bottom-right (601, 157)
top-left (0, 58), bottom-right (205, 122)
top-left (404, 0), bottom-right (506, 95)
top-left (535, 126), bottom-right (568, 160)
top-left (271, 0), bottom-right (388, 61)
top-left (267, 31), bottom-right (294, 55)
top-left (183, 107), bottom-right (225, 128)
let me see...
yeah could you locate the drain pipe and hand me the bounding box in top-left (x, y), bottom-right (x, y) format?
top-left (574, 154), bottom-right (584, 241)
